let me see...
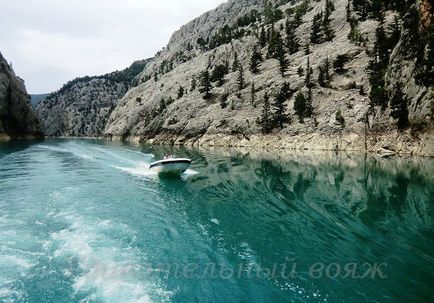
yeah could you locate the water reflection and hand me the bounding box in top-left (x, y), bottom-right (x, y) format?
top-left (146, 145), bottom-right (434, 302)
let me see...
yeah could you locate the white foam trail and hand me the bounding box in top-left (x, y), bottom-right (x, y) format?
top-left (45, 212), bottom-right (170, 303)
top-left (113, 164), bottom-right (158, 178)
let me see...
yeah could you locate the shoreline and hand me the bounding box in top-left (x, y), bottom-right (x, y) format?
top-left (33, 129), bottom-right (434, 158)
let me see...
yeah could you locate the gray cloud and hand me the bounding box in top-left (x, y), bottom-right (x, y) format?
top-left (0, 0), bottom-right (226, 93)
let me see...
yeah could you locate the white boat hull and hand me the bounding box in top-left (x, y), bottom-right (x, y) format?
top-left (149, 158), bottom-right (191, 175)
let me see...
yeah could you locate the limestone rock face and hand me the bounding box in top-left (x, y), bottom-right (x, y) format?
top-left (102, 0), bottom-right (433, 156)
top-left (0, 52), bottom-right (43, 140)
top-left (36, 60), bottom-right (150, 137)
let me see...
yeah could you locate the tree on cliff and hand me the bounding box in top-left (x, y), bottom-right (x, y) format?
top-left (177, 86), bottom-right (185, 99)
top-left (277, 36), bottom-right (288, 76)
top-left (232, 52), bottom-right (240, 72)
top-left (199, 70), bottom-right (213, 99)
top-left (323, 1), bottom-right (335, 41)
top-left (311, 12), bottom-right (323, 44)
top-left (251, 83), bottom-right (256, 107)
top-left (211, 64), bottom-right (227, 86)
top-left (305, 57), bottom-right (314, 88)
top-left (267, 26), bottom-right (282, 59)
top-left (159, 98), bottom-right (166, 112)
top-left (190, 77), bottom-right (196, 91)
top-left (285, 20), bottom-right (300, 54)
top-left (260, 92), bottom-right (273, 134)
top-left (259, 25), bottom-right (267, 47)
top-left (237, 65), bottom-right (245, 97)
top-left (368, 24), bottom-right (389, 109)
top-left (294, 90), bottom-right (306, 123)
top-left (318, 57), bottom-right (331, 87)
top-left (305, 87), bottom-right (314, 118)
top-left (272, 83), bottom-right (292, 128)
top-left (390, 82), bottom-right (409, 129)
top-left (250, 45), bottom-right (263, 74)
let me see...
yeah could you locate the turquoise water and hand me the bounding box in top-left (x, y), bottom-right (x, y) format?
top-left (0, 139), bottom-right (433, 303)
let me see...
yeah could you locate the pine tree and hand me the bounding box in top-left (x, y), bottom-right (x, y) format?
top-left (305, 87), bottom-right (313, 118)
top-left (325, 0), bottom-right (335, 12)
top-left (305, 57), bottom-right (314, 88)
top-left (177, 86), bottom-right (184, 99)
top-left (335, 110), bottom-right (345, 127)
top-left (285, 20), bottom-right (300, 54)
top-left (250, 45), bottom-right (263, 74)
top-left (323, 9), bottom-right (335, 41)
top-left (159, 98), bottom-right (166, 112)
top-left (318, 67), bottom-right (325, 87)
top-left (272, 84), bottom-right (291, 128)
top-left (250, 83), bottom-right (256, 107)
top-left (368, 25), bottom-right (389, 109)
top-left (259, 25), bottom-right (267, 47)
top-left (232, 52), bottom-right (239, 72)
top-left (346, 0), bottom-right (351, 22)
top-left (267, 26), bottom-right (281, 58)
top-left (370, 0), bottom-right (385, 21)
top-left (374, 25), bottom-right (390, 64)
top-left (294, 91), bottom-right (306, 123)
top-left (318, 57), bottom-right (331, 87)
top-left (237, 65), bottom-right (245, 97)
top-left (310, 12), bottom-right (323, 44)
top-left (390, 82), bottom-right (409, 129)
top-left (304, 42), bottom-right (311, 55)
top-left (199, 70), bottom-right (213, 99)
top-left (211, 64), bottom-right (227, 86)
top-left (190, 77), bottom-right (196, 91)
top-left (352, 0), bottom-right (368, 21)
top-left (276, 36), bottom-right (288, 76)
top-left (220, 92), bottom-right (228, 109)
top-left (388, 16), bottom-right (401, 50)
top-left (260, 92), bottom-right (273, 134)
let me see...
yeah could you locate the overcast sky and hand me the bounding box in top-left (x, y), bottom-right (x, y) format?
top-left (0, 0), bottom-right (227, 94)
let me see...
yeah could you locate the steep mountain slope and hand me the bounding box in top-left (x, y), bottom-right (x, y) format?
top-left (30, 93), bottom-right (49, 108)
top-left (35, 59), bottom-right (150, 137)
top-left (0, 52), bottom-right (43, 140)
top-left (104, 0), bottom-right (434, 156)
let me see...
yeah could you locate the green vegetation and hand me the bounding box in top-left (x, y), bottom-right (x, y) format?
top-left (260, 92), bottom-right (273, 134)
top-left (250, 45), bottom-right (263, 74)
top-left (294, 90), bottom-right (307, 123)
top-left (335, 110), bottom-right (345, 127)
top-left (390, 82), bottom-right (409, 129)
top-left (318, 57), bottom-right (332, 87)
top-left (272, 83), bottom-right (292, 128)
top-left (236, 65), bottom-right (246, 97)
top-left (211, 64), bottom-right (228, 86)
top-left (199, 70), bottom-right (213, 99)
top-left (177, 86), bottom-right (185, 99)
top-left (285, 19), bottom-right (300, 54)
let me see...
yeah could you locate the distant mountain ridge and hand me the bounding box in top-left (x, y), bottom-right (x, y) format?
top-left (30, 93), bottom-right (49, 107)
top-left (35, 59), bottom-right (150, 137)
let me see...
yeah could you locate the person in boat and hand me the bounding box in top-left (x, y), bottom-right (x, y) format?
top-left (163, 154), bottom-right (174, 159)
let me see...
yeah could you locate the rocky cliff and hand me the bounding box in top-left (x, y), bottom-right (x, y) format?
top-left (101, 0), bottom-right (434, 156)
top-left (36, 0), bottom-right (433, 155)
top-left (0, 52), bottom-right (43, 140)
top-left (35, 60), bottom-right (150, 137)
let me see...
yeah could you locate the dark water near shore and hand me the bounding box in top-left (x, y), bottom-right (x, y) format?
top-left (0, 139), bottom-right (433, 303)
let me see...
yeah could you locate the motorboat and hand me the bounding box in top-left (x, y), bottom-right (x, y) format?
top-left (149, 156), bottom-right (191, 175)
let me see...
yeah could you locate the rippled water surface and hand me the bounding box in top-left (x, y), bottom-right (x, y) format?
top-left (0, 139), bottom-right (433, 303)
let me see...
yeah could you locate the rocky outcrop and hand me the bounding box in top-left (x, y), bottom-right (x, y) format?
top-left (102, 0), bottom-right (434, 156)
top-left (0, 52), bottom-right (43, 140)
top-left (36, 59), bottom-right (150, 137)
